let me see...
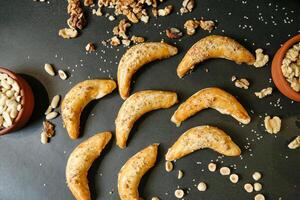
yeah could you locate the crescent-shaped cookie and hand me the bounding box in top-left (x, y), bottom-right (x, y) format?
top-left (118, 143), bottom-right (158, 200)
top-left (66, 132), bottom-right (112, 200)
top-left (61, 79), bottom-right (116, 139)
top-left (171, 87), bottom-right (250, 126)
top-left (177, 35), bottom-right (255, 78)
top-left (118, 42), bottom-right (178, 99)
top-left (165, 126), bottom-right (241, 161)
top-left (116, 90), bottom-right (178, 149)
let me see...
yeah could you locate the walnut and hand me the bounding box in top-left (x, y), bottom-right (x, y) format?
top-left (264, 116), bottom-right (281, 134)
top-left (234, 78), bottom-right (250, 89)
top-left (113, 19), bottom-right (131, 39)
top-left (131, 35), bottom-right (145, 44)
top-left (199, 19), bottom-right (215, 32)
top-left (43, 120), bottom-right (55, 138)
top-left (184, 19), bottom-right (199, 35)
top-left (166, 28), bottom-right (183, 39)
top-left (92, 7), bottom-right (103, 16)
top-left (85, 42), bottom-right (96, 52)
top-left (254, 87), bottom-right (273, 99)
top-left (122, 39), bottom-right (131, 47)
top-left (140, 15), bottom-right (149, 23)
top-left (84, 0), bottom-right (93, 6)
top-left (288, 136), bottom-right (300, 149)
top-left (67, 0), bottom-right (86, 30)
top-left (180, 0), bottom-right (194, 14)
top-left (127, 11), bottom-right (139, 23)
top-left (158, 5), bottom-right (173, 16)
top-left (58, 28), bottom-right (78, 39)
top-left (152, 8), bottom-right (158, 17)
top-left (110, 36), bottom-right (121, 46)
top-left (254, 48), bottom-right (269, 68)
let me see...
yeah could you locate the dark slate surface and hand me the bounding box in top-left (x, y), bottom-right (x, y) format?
top-left (0, 0), bottom-right (299, 199)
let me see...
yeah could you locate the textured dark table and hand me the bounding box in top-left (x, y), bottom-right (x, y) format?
top-left (0, 0), bottom-right (300, 200)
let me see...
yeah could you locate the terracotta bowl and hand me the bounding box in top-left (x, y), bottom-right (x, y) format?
top-left (0, 67), bottom-right (35, 136)
top-left (271, 34), bottom-right (300, 102)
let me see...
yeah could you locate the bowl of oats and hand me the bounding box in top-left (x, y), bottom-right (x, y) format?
top-left (0, 67), bottom-right (35, 135)
top-left (272, 34), bottom-right (300, 102)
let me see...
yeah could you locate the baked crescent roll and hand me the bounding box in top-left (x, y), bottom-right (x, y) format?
top-left (61, 79), bottom-right (116, 139)
top-left (116, 90), bottom-right (178, 149)
top-left (118, 143), bottom-right (158, 200)
top-left (171, 87), bottom-right (250, 126)
top-left (165, 126), bottom-right (241, 161)
top-left (118, 42), bottom-right (178, 99)
top-left (66, 132), bottom-right (112, 200)
top-left (177, 35), bottom-right (255, 78)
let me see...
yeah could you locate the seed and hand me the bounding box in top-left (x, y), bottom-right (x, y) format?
top-left (252, 172), bottom-right (262, 181)
top-left (50, 95), bottom-right (61, 109)
top-left (254, 194), bottom-right (265, 200)
top-left (0, 96), bottom-right (7, 106)
top-left (254, 182), bottom-right (262, 191)
top-left (151, 197), bottom-right (160, 200)
top-left (220, 167), bottom-right (231, 175)
top-left (2, 111), bottom-right (12, 127)
top-left (229, 174), bottom-right (239, 183)
top-left (44, 106), bottom-right (52, 115)
top-left (174, 189), bottom-right (184, 198)
top-left (17, 104), bottom-right (22, 111)
top-left (5, 90), bottom-right (14, 98)
top-left (46, 111), bottom-right (58, 120)
top-left (197, 182), bottom-right (207, 191)
top-left (208, 162), bottom-right (217, 172)
top-left (44, 63), bottom-right (55, 76)
top-left (177, 170), bottom-right (184, 179)
top-left (41, 131), bottom-right (48, 144)
top-left (58, 70), bottom-right (68, 80)
top-left (0, 116), bottom-right (3, 127)
top-left (16, 95), bottom-right (22, 102)
top-left (12, 82), bottom-right (20, 93)
top-left (10, 109), bottom-right (18, 119)
top-left (244, 183), bottom-right (253, 193)
top-left (165, 161), bottom-right (173, 172)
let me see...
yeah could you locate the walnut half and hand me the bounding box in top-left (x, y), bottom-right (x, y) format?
top-left (58, 28), bottom-right (78, 39)
top-left (264, 116), bottom-right (281, 134)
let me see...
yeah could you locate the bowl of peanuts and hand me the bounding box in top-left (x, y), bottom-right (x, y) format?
top-left (0, 67), bottom-right (35, 135)
top-left (272, 34), bottom-right (300, 102)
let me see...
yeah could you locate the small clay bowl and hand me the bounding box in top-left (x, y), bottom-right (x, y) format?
top-left (271, 34), bottom-right (300, 102)
top-left (0, 67), bottom-right (35, 136)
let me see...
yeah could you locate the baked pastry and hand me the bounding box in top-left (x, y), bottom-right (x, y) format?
top-left (118, 144), bottom-right (158, 200)
top-left (61, 79), bottom-right (116, 139)
top-left (165, 126), bottom-right (241, 161)
top-left (177, 35), bottom-right (255, 78)
top-left (171, 87), bottom-right (251, 126)
top-left (66, 132), bottom-right (112, 200)
top-left (118, 42), bottom-right (178, 99)
top-left (116, 90), bottom-right (178, 148)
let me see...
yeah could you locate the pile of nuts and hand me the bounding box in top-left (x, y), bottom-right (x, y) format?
top-left (184, 18), bottom-right (215, 36)
top-left (281, 42), bottom-right (300, 92)
top-left (59, 0), bottom-right (86, 39)
top-left (0, 73), bottom-right (22, 128)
